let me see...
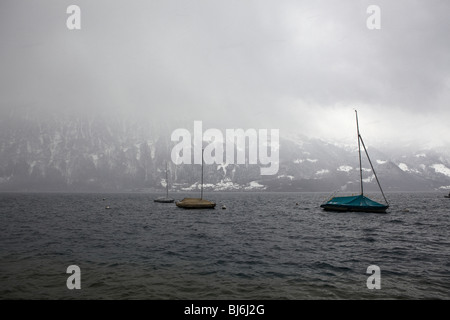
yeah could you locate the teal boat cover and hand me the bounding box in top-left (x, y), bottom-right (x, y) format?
top-left (321, 194), bottom-right (388, 212)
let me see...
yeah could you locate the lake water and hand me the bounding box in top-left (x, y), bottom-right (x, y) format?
top-left (1, 192), bottom-right (449, 300)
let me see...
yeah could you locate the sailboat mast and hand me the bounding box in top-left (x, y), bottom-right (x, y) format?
top-left (201, 148), bottom-right (204, 200)
top-left (359, 136), bottom-right (390, 205)
top-left (355, 110), bottom-right (364, 196)
top-left (165, 162), bottom-right (169, 198)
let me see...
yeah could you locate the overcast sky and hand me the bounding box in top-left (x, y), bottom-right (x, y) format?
top-left (1, 0), bottom-right (449, 148)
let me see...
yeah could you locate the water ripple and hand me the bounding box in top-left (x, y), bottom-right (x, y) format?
top-left (0, 192), bottom-right (449, 299)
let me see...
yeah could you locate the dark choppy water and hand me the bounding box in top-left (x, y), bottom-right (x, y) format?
top-left (1, 192), bottom-right (449, 300)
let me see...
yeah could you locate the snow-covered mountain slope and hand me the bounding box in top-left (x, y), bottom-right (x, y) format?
top-left (1, 111), bottom-right (449, 192)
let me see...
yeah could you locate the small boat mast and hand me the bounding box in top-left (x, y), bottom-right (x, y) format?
top-left (165, 161), bottom-right (169, 199)
top-left (176, 147), bottom-right (216, 209)
top-left (201, 148), bottom-right (204, 200)
top-left (356, 110), bottom-right (364, 196)
top-left (154, 161), bottom-right (174, 203)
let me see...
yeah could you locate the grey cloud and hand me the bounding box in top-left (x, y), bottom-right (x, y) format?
top-left (1, 0), bottom-right (449, 147)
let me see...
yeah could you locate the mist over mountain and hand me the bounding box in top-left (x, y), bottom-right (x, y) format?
top-left (1, 1), bottom-right (449, 196)
top-left (1, 110), bottom-right (449, 193)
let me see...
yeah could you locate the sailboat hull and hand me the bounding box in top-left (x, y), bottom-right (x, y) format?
top-left (320, 195), bottom-right (389, 213)
top-left (176, 198), bottom-right (216, 209)
top-left (320, 204), bottom-right (388, 213)
top-left (154, 198), bottom-right (175, 203)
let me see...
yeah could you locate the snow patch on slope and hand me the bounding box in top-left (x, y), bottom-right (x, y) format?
top-left (431, 164), bottom-right (450, 177)
top-left (337, 165), bottom-right (352, 172)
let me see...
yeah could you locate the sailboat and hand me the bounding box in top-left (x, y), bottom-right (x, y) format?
top-left (320, 110), bottom-right (389, 213)
top-left (176, 148), bottom-right (216, 209)
top-left (154, 162), bottom-right (175, 203)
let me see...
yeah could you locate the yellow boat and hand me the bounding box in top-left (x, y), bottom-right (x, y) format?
top-left (176, 148), bottom-right (216, 209)
top-left (176, 198), bottom-right (216, 209)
